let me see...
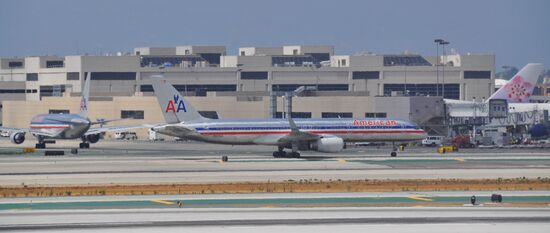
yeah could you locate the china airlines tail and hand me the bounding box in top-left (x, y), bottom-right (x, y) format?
top-left (78, 72), bottom-right (91, 118)
top-left (487, 63), bottom-right (544, 103)
top-left (150, 76), bottom-right (206, 124)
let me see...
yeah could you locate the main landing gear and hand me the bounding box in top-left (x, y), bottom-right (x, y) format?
top-left (35, 142), bottom-right (46, 149)
top-left (79, 142), bottom-right (90, 149)
top-left (79, 136), bottom-right (91, 149)
top-left (273, 146), bottom-right (300, 158)
top-left (35, 137), bottom-right (46, 149)
top-left (390, 142), bottom-right (398, 157)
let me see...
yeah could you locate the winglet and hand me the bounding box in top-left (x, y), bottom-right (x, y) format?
top-left (288, 117), bottom-right (300, 134)
top-left (78, 72), bottom-right (91, 118)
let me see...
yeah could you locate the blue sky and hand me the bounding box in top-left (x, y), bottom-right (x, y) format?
top-left (0, 0), bottom-right (548, 71)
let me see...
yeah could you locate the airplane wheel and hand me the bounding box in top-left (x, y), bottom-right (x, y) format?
top-left (273, 151), bottom-right (287, 158)
top-left (390, 151), bottom-right (397, 157)
top-left (289, 152), bottom-right (301, 158)
top-left (79, 143), bottom-right (90, 149)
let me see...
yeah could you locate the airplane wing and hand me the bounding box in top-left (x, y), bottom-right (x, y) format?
top-left (84, 125), bottom-right (147, 136)
top-left (0, 126), bottom-right (59, 138)
top-left (278, 117), bottom-right (321, 143)
top-left (0, 126), bottom-right (27, 134)
top-left (253, 118), bottom-right (322, 146)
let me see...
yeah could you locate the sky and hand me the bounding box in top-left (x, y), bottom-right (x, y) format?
top-left (0, 0), bottom-right (548, 71)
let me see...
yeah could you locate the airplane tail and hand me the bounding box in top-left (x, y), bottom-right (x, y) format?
top-left (150, 76), bottom-right (206, 123)
top-left (487, 63), bottom-right (544, 103)
top-left (78, 72), bottom-right (91, 118)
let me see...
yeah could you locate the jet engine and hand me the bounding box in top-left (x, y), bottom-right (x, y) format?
top-left (86, 134), bottom-right (100, 144)
top-left (311, 137), bottom-right (344, 153)
top-left (10, 132), bottom-right (25, 144)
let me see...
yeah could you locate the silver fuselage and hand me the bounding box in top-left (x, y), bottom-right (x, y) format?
top-left (154, 118), bottom-right (427, 145)
top-left (29, 114), bottom-right (91, 139)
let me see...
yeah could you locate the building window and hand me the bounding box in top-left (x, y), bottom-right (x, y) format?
top-left (272, 84), bottom-right (348, 92)
top-left (352, 71), bottom-right (379, 79)
top-left (26, 73), bottom-right (38, 81)
top-left (293, 49), bottom-right (298, 55)
top-left (46, 60), bottom-right (64, 68)
top-left (275, 112), bottom-right (312, 118)
top-left (39, 85), bottom-right (66, 99)
top-left (8, 61), bottom-right (23, 68)
top-left (0, 89), bottom-right (26, 93)
top-left (383, 83), bottom-right (460, 99)
top-left (185, 50), bottom-right (190, 55)
top-left (240, 51), bottom-right (245, 56)
top-left (198, 53), bottom-right (221, 65)
top-left (322, 112), bottom-right (353, 118)
top-left (365, 112), bottom-right (387, 118)
top-left (91, 72), bottom-right (136, 80)
top-left (140, 84), bottom-right (237, 94)
top-left (464, 71), bottom-right (491, 79)
top-left (383, 55), bottom-right (431, 66)
top-left (199, 111), bottom-right (219, 119)
top-left (241, 71), bottom-right (268, 80)
top-left (140, 55), bottom-right (205, 67)
top-left (341, 59), bottom-right (347, 66)
top-left (121, 110), bottom-right (144, 119)
top-left (49, 109), bottom-right (70, 114)
top-left (67, 72), bottom-right (80, 80)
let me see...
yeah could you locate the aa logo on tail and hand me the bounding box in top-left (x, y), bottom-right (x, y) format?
top-left (166, 94), bottom-right (187, 113)
top-left (80, 99), bottom-right (87, 111)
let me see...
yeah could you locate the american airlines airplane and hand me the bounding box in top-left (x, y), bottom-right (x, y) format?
top-left (149, 77), bottom-right (427, 157)
top-left (0, 74), bottom-right (141, 149)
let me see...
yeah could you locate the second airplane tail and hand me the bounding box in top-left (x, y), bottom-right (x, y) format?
top-left (78, 72), bottom-right (91, 118)
top-left (487, 63), bottom-right (544, 103)
top-left (150, 76), bottom-right (206, 124)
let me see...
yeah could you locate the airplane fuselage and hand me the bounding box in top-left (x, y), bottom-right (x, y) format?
top-left (29, 114), bottom-right (91, 140)
top-left (154, 118), bottom-right (427, 145)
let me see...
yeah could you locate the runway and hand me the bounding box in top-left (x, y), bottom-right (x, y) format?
top-left (1, 192), bottom-right (549, 232)
top-left (1, 139), bottom-right (550, 186)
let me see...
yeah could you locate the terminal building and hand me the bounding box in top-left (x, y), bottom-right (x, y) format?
top-left (0, 45), bottom-right (495, 138)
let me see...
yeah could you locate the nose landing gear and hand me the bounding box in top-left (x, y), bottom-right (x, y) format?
top-left (272, 146), bottom-right (301, 158)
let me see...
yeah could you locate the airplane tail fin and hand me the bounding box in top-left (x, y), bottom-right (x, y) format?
top-left (487, 63), bottom-right (544, 103)
top-left (78, 72), bottom-right (91, 118)
top-left (150, 76), bottom-right (206, 124)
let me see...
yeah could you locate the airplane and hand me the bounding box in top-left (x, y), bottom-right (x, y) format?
top-left (0, 73), bottom-right (142, 149)
top-left (148, 77), bottom-right (427, 158)
top-left (444, 63), bottom-right (545, 124)
top-left (445, 63), bottom-right (544, 106)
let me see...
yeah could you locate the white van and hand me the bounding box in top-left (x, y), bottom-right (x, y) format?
top-left (422, 136), bottom-right (444, 147)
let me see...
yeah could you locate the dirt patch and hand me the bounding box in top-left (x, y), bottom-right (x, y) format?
top-left (2, 177), bottom-right (549, 197)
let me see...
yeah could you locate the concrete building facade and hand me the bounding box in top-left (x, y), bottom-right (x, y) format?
top-left (0, 45), bottom-right (494, 136)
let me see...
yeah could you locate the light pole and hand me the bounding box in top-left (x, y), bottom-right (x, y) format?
top-left (439, 40), bottom-right (450, 98)
top-left (434, 39), bottom-right (443, 96)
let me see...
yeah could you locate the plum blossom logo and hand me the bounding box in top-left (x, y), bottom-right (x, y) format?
top-left (504, 75), bottom-right (532, 103)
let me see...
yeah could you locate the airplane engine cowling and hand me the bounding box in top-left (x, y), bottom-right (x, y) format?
top-left (311, 137), bottom-right (344, 153)
top-left (86, 134), bottom-right (100, 144)
top-left (10, 132), bottom-right (25, 144)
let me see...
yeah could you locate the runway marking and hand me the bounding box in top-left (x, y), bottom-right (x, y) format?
top-left (151, 200), bottom-right (174, 205)
top-left (407, 196), bottom-right (433, 202)
top-left (337, 159), bottom-right (347, 163)
top-left (454, 158), bottom-right (466, 162)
